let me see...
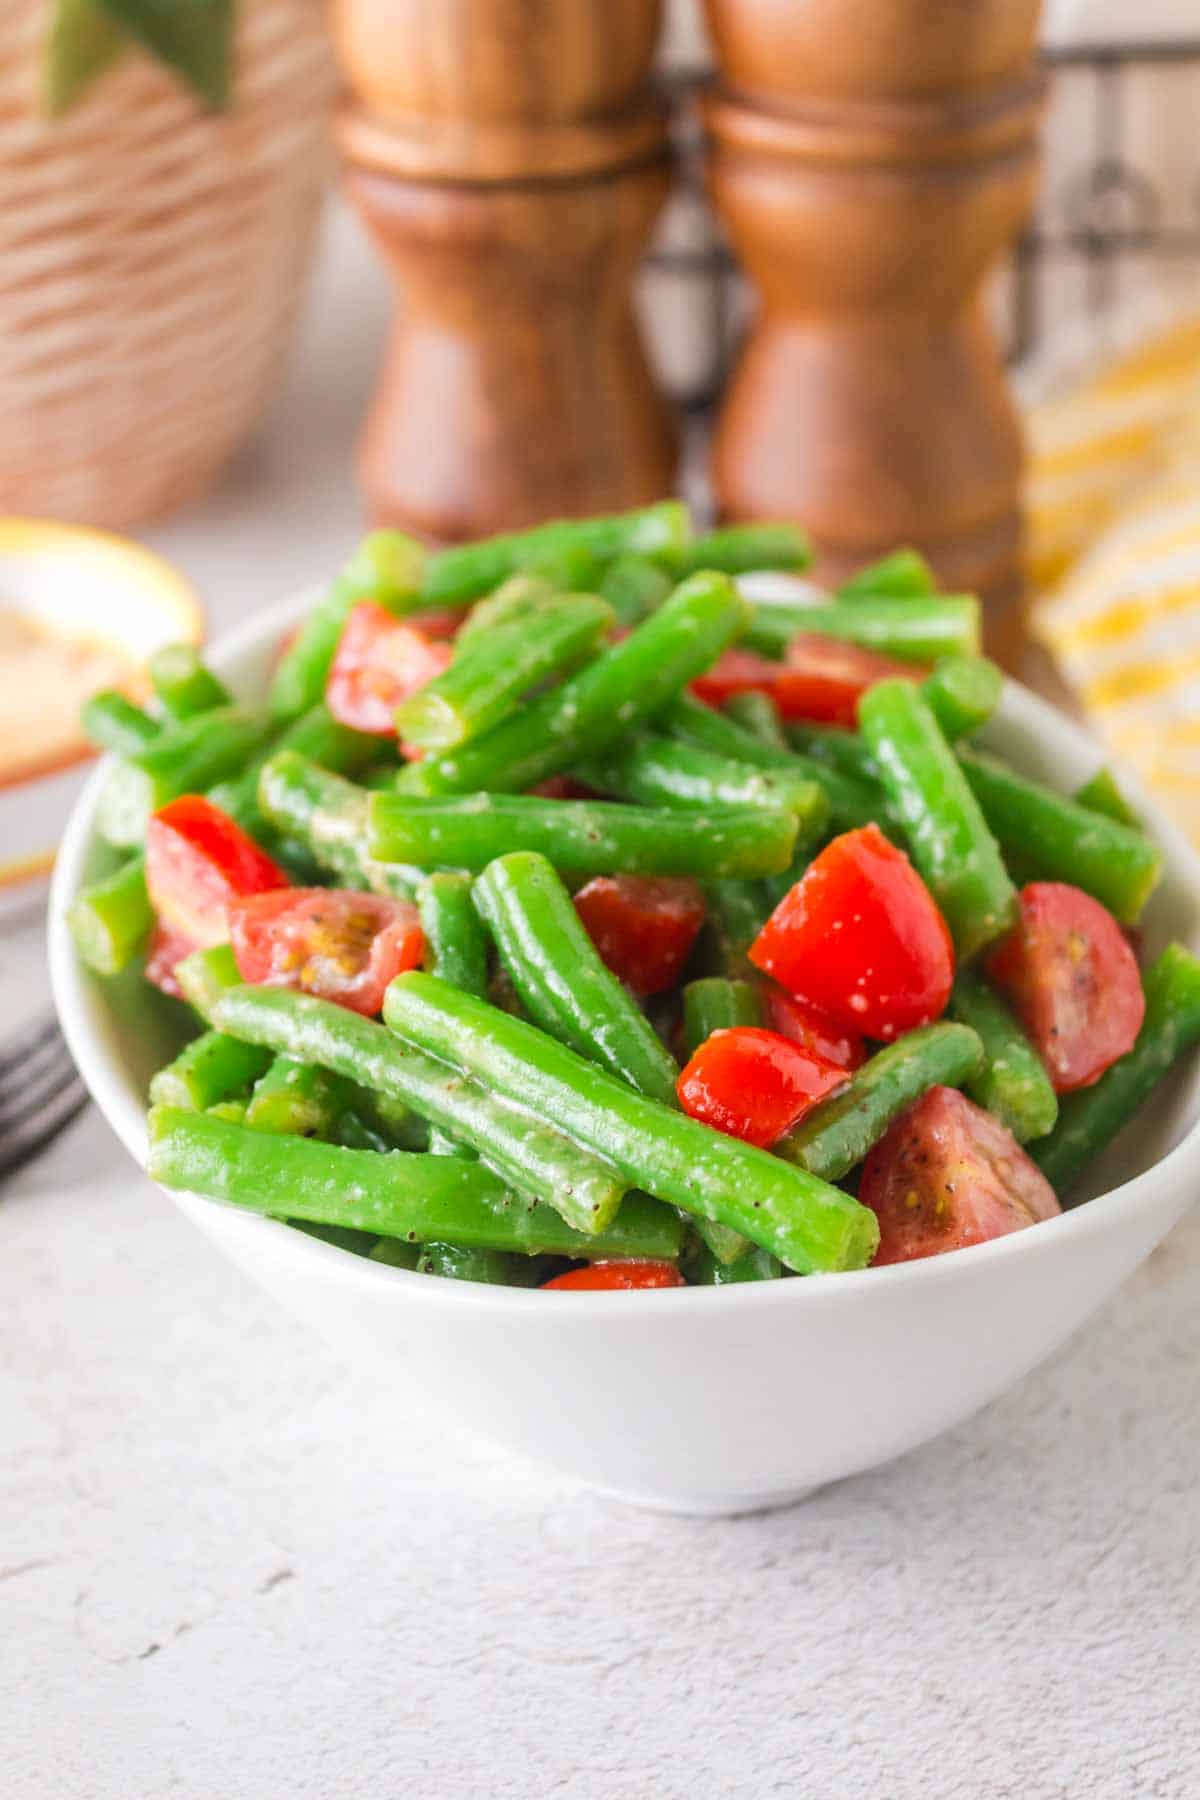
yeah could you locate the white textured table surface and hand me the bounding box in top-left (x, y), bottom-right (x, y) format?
top-left (5, 204), bottom-right (1200, 1800)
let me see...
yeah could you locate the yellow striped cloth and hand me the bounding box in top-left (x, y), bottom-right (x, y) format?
top-left (1028, 306), bottom-right (1200, 846)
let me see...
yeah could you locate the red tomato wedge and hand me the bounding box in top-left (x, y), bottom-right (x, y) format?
top-left (573, 874), bottom-right (705, 997)
top-left (144, 921), bottom-right (196, 1001)
top-left (690, 647), bottom-right (784, 710)
top-left (777, 634), bottom-right (924, 728)
top-left (750, 824), bottom-right (954, 1041)
top-left (229, 888), bottom-right (424, 1016)
top-left (401, 607), bottom-right (464, 640)
top-left (690, 635), bottom-right (922, 727)
top-left (861, 1085), bottom-right (1060, 1265)
top-left (676, 1027), bottom-right (848, 1148)
top-left (145, 796), bottom-right (288, 949)
top-left (542, 1261), bottom-right (685, 1291)
top-left (326, 602), bottom-right (453, 735)
top-left (762, 985), bottom-right (866, 1072)
top-left (985, 882), bottom-right (1145, 1093)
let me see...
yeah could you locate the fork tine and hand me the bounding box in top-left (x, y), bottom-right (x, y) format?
top-left (0, 1025), bottom-right (75, 1113)
top-left (0, 1015), bottom-right (62, 1081)
top-left (0, 1037), bottom-right (83, 1130)
top-left (0, 1072), bottom-right (89, 1184)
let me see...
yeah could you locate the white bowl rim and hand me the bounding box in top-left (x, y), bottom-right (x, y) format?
top-left (48, 588), bottom-right (1200, 1317)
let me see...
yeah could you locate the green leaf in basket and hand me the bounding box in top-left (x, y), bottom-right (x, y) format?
top-left (95, 0), bottom-right (234, 109)
top-left (43, 0), bottom-right (127, 116)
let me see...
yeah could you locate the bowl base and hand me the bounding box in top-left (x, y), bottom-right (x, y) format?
top-left (593, 1481), bottom-right (826, 1517)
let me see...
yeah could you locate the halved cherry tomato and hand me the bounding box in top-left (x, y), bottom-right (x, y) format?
top-left (750, 824), bottom-right (954, 1041)
top-left (542, 1260), bottom-right (685, 1291)
top-left (776, 634), bottom-right (924, 728)
top-left (573, 874), bottom-right (705, 997)
top-left (229, 888), bottom-right (424, 1016)
top-left (145, 796), bottom-right (288, 949)
top-left (762, 985), bottom-right (866, 1072)
top-left (402, 607), bottom-right (464, 640)
top-left (676, 1026), bottom-right (848, 1148)
top-left (985, 881), bottom-right (1145, 1093)
top-left (860, 1085), bottom-right (1060, 1265)
top-left (326, 602), bottom-right (453, 735)
top-left (144, 921), bottom-right (196, 1000)
top-left (690, 647), bottom-right (784, 710)
top-left (690, 635), bottom-right (921, 727)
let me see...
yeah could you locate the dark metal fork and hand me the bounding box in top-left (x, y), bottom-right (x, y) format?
top-left (0, 1013), bottom-right (89, 1183)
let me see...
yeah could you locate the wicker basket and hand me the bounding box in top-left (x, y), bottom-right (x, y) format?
top-left (0, 0), bottom-right (334, 528)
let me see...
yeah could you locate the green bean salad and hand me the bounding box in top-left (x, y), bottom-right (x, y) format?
top-left (71, 505), bottom-right (1200, 1290)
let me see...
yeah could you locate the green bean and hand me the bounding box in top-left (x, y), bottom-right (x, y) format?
top-left (419, 502), bottom-right (690, 605)
top-left (396, 572), bottom-right (749, 797)
top-left (1074, 766), bottom-right (1142, 829)
top-left (369, 1236), bottom-right (422, 1268)
top-left (785, 719), bottom-right (877, 782)
top-left (418, 873), bottom-right (489, 998)
top-left (723, 690), bottom-right (787, 747)
top-left (332, 1109), bottom-right (396, 1154)
top-left (921, 656), bottom-right (1004, 741)
top-left (701, 880), bottom-right (770, 978)
top-left (148, 1106), bottom-right (683, 1260)
top-left (209, 702), bottom-right (379, 847)
top-left (207, 1099), bottom-right (250, 1125)
top-left (520, 542), bottom-right (603, 592)
top-left (958, 748), bottom-right (1163, 925)
top-left (270, 530), bottom-right (426, 719)
top-left (383, 973), bottom-right (881, 1274)
top-left (686, 1241), bottom-right (782, 1284)
top-left (97, 705), bottom-right (277, 849)
top-left (211, 984), bottom-right (630, 1234)
top-left (745, 595), bottom-right (981, 663)
top-left (682, 978), bottom-right (762, 1057)
top-left (675, 522), bottom-right (810, 578)
top-left (416, 872), bottom-right (489, 1155)
top-left (665, 695), bottom-right (885, 833)
top-left (599, 554), bottom-right (673, 626)
top-left (778, 1022), bottom-right (985, 1181)
top-left (148, 1029), bottom-right (272, 1112)
top-left (454, 575), bottom-right (560, 650)
top-left (292, 1220), bottom-right (379, 1256)
top-left (351, 1081), bottom-right (430, 1152)
top-left (370, 792), bottom-right (799, 880)
top-left (415, 1243), bottom-right (544, 1286)
top-left (148, 643), bottom-right (231, 720)
top-left (1033, 944), bottom-right (1200, 1196)
top-left (950, 970), bottom-right (1059, 1143)
top-left (396, 594), bottom-right (613, 750)
top-left (81, 691), bottom-right (161, 755)
top-left (258, 752), bottom-right (421, 897)
top-left (837, 548), bottom-right (936, 600)
top-left (576, 734), bottom-right (830, 842)
top-left (68, 855), bottom-right (154, 976)
top-left (245, 1056), bottom-right (350, 1137)
top-left (174, 943), bottom-right (241, 1023)
top-left (859, 681), bottom-right (1016, 957)
top-left (474, 852), bottom-right (680, 1105)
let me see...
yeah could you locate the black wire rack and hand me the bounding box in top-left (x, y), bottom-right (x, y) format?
top-left (641, 40), bottom-right (1200, 417)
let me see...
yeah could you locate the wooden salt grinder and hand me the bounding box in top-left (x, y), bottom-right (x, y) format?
top-left (332, 1), bottom-right (677, 542)
top-left (702, 0), bottom-right (1045, 659)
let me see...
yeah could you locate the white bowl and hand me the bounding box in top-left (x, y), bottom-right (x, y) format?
top-left (48, 591), bottom-right (1200, 1514)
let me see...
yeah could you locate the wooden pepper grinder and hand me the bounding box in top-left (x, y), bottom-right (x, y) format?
top-left (333, 0), bottom-right (677, 542)
top-left (702, 0), bottom-right (1045, 658)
